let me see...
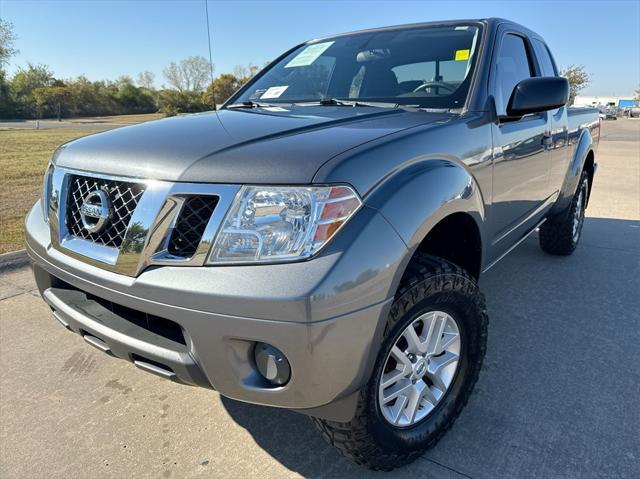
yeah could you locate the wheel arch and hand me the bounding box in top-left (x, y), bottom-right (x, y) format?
top-left (583, 149), bottom-right (595, 207)
top-left (552, 127), bottom-right (595, 216)
top-left (411, 212), bottom-right (483, 280)
top-left (366, 157), bottom-right (487, 285)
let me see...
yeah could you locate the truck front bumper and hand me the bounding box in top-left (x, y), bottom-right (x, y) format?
top-left (25, 202), bottom-right (408, 421)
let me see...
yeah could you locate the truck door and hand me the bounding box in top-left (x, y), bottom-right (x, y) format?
top-left (489, 29), bottom-right (554, 251)
top-left (531, 38), bottom-right (570, 195)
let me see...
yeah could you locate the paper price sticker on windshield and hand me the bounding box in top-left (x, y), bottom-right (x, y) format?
top-left (455, 49), bottom-right (470, 61)
top-left (261, 86), bottom-right (288, 99)
top-left (285, 41), bottom-right (334, 68)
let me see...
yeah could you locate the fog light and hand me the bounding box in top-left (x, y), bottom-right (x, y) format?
top-left (254, 343), bottom-right (291, 386)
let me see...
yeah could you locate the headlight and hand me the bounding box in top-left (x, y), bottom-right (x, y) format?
top-left (41, 162), bottom-right (54, 222)
top-left (207, 185), bottom-right (362, 264)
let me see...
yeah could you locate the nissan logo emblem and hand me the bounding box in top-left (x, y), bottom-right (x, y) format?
top-left (79, 190), bottom-right (111, 233)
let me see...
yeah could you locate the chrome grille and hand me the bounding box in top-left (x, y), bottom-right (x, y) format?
top-left (49, 166), bottom-right (240, 276)
top-left (167, 195), bottom-right (219, 258)
top-left (66, 175), bottom-right (146, 248)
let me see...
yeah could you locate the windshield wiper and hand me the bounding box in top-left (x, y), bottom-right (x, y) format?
top-left (230, 98), bottom-right (430, 112)
top-left (226, 101), bottom-right (280, 109)
top-left (317, 98), bottom-right (374, 107)
top-left (317, 98), bottom-right (402, 108)
top-left (307, 98), bottom-right (423, 112)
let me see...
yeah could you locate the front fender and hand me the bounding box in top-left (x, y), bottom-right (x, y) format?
top-left (551, 128), bottom-right (593, 216)
top-left (364, 157), bottom-right (486, 274)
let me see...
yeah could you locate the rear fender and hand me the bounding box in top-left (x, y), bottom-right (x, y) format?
top-left (551, 128), bottom-right (593, 217)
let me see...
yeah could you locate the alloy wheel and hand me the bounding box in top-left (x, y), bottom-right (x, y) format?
top-left (572, 180), bottom-right (587, 243)
top-left (378, 311), bottom-right (461, 427)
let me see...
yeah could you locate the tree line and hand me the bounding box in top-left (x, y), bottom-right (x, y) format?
top-left (0, 20), bottom-right (259, 120)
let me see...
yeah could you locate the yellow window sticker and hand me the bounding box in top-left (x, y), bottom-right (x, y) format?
top-left (455, 49), bottom-right (470, 61)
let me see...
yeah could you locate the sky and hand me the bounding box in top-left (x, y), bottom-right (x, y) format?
top-left (1, 0), bottom-right (639, 97)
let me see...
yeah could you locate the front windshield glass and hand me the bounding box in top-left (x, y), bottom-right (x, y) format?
top-left (233, 24), bottom-right (481, 109)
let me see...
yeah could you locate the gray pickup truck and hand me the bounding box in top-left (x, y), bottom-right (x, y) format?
top-left (26, 18), bottom-right (599, 470)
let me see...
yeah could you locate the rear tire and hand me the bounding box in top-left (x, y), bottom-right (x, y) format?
top-left (312, 254), bottom-right (488, 470)
top-left (539, 170), bottom-right (589, 256)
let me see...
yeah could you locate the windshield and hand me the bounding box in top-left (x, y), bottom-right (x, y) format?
top-left (232, 24), bottom-right (481, 109)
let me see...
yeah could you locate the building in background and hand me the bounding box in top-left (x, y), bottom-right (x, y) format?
top-left (574, 95), bottom-right (639, 108)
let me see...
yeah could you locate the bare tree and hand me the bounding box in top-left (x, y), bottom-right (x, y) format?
top-left (0, 19), bottom-right (19, 68)
top-left (115, 75), bottom-right (134, 88)
top-left (163, 56), bottom-right (212, 92)
top-left (560, 64), bottom-right (591, 106)
top-left (233, 63), bottom-right (260, 82)
top-left (137, 71), bottom-right (155, 89)
top-left (162, 62), bottom-right (181, 90)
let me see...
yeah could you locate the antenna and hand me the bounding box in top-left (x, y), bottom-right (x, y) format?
top-left (204, 0), bottom-right (218, 109)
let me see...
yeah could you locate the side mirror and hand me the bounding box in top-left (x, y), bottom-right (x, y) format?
top-left (505, 77), bottom-right (569, 118)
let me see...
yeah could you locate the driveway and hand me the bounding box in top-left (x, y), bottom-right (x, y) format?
top-left (1, 120), bottom-right (638, 478)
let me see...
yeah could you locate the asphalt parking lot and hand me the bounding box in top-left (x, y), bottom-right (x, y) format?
top-left (1, 119), bottom-right (638, 479)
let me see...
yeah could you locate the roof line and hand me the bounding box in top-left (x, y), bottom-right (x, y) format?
top-left (306, 18), bottom-right (501, 44)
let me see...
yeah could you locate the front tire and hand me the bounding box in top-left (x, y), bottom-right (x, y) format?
top-left (313, 254), bottom-right (488, 470)
top-left (539, 170), bottom-right (589, 256)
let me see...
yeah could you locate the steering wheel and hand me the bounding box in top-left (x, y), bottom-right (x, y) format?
top-left (413, 81), bottom-right (456, 93)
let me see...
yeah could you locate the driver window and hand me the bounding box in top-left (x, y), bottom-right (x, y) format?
top-left (495, 34), bottom-right (534, 115)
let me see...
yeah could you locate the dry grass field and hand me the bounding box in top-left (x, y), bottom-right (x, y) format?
top-left (66, 113), bottom-right (163, 125)
top-left (0, 113), bottom-right (163, 253)
top-left (0, 128), bottom-right (105, 253)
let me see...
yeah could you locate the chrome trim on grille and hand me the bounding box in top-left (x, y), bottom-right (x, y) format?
top-left (48, 166), bottom-right (240, 277)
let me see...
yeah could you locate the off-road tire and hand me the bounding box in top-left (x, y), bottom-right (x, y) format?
top-left (312, 254), bottom-right (488, 471)
top-left (539, 170), bottom-right (589, 256)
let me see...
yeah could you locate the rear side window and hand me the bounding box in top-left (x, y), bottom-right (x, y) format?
top-left (495, 34), bottom-right (534, 114)
top-left (532, 39), bottom-right (558, 77)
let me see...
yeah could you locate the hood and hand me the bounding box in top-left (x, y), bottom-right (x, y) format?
top-left (54, 106), bottom-right (451, 184)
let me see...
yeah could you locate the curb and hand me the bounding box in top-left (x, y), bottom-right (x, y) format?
top-left (0, 250), bottom-right (30, 271)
